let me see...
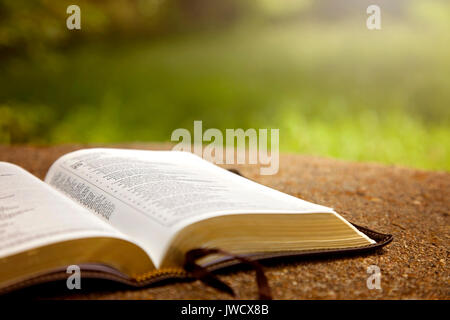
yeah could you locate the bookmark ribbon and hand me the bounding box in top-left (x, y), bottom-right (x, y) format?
top-left (183, 248), bottom-right (272, 300)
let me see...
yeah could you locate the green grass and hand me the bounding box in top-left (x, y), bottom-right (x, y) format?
top-left (0, 21), bottom-right (449, 170)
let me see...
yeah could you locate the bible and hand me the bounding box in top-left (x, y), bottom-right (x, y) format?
top-left (0, 148), bottom-right (391, 293)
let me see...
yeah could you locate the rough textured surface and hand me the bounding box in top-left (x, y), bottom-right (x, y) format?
top-left (0, 144), bottom-right (448, 300)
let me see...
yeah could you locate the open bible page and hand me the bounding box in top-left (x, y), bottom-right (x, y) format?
top-left (0, 162), bottom-right (130, 259)
top-left (45, 148), bottom-right (374, 267)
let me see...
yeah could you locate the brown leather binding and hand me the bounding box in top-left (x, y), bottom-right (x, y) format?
top-left (184, 248), bottom-right (272, 300)
top-left (0, 224), bottom-right (392, 295)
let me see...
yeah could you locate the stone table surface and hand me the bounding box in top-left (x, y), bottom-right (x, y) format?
top-left (0, 144), bottom-right (448, 300)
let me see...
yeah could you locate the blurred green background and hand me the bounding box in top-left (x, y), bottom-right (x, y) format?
top-left (0, 0), bottom-right (449, 170)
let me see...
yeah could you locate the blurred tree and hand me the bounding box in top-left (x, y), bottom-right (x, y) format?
top-left (0, 0), bottom-right (313, 57)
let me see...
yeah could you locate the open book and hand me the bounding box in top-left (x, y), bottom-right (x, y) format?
top-left (0, 148), bottom-right (391, 293)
